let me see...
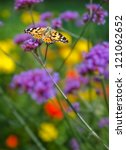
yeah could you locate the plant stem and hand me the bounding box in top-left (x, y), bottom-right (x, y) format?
top-left (29, 6), bottom-right (35, 26)
top-left (56, 96), bottom-right (85, 149)
top-left (32, 52), bottom-right (109, 150)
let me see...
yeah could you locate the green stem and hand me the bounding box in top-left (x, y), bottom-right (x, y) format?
top-left (29, 6), bottom-right (35, 25)
top-left (32, 52), bottom-right (109, 150)
top-left (56, 96), bottom-right (85, 150)
top-left (0, 88), bottom-right (46, 150)
top-left (57, 21), bottom-right (90, 72)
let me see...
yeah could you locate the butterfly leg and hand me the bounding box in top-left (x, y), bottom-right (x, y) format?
top-left (44, 44), bottom-right (49, 64)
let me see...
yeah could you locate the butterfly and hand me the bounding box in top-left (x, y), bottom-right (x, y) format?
top-left (24, 26), bottom-right (68, 44)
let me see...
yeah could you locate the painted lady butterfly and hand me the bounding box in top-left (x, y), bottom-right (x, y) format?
top-left (24, 26), bottom-right (68, 44)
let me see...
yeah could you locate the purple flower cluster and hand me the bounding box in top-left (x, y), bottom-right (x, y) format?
top-left (51, 18), bottom-right (62, 29)
top-left (98, 117), bottom-right (109, 128)
top-left (84, 3), bottom-right (108, 25)
top-left (64, 77), bottom-right (80, 94)
top-left (40, 12), bottom-right (53, 21)
top-left (82, 13), bottom-right (90, 24)
top-left (14, 0), bottom-right (43, 10)
top-left (28, 21), bottom-right (48, 28)
top-left (69, 138), bottom-right (80, 150)
top-left (78, 42), bottom-right (109, 78)
top-left (10, 69), bottom-right (59, 104)
top-left (21, 38), bottom-right (40, 51)
top-left (14, 33), bottom-right (31, 44)
top-left (14, 33), bottom-right (41, 51)
top-left (60, 11), bottom-right (79, 21)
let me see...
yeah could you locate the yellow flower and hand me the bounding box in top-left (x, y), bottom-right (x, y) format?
top-left (73, 39), bottom-right (92, 53)
top-left (56, 32), bottom-right (72, 47)
top-left (59, 47), bottom-right (81, 65)
top-left (0, 39), bottom-right (16, 73)
top-left (21, 11), bottom-right (40, 24)
top-left (0, 54), bottom-right (15, 73)
top-left (79, 88), bottom-right (97, 101)
top-left (38, 123), bottom-right (58, 142)
top-left (0, 39), bottom-right (16, 52)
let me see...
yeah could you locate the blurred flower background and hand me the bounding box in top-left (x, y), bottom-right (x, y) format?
top-left (0, 0), bottom-right (109, 150)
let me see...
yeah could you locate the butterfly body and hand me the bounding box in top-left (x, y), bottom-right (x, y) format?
top-left (24, 26), bottom-right (68, 44)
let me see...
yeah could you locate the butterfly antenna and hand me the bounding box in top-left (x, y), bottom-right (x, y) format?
top-left (44, 44), bottom-right (49, 64)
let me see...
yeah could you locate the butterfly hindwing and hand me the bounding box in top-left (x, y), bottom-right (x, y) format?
top-left (50, 29), bottom-right (68, 43)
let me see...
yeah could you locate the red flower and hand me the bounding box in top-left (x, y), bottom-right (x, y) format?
top-left (5, 135), bottom-right (19, 148)
top-left (44, 98), bottom-right (64, 120)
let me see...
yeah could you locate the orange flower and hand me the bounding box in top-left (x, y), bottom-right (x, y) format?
top-left (44, 98), bottom-right (64, 120)
top-left (5, 135), bottom-right (19, 148)
top-left (66, 70), bottom-right (79, 79)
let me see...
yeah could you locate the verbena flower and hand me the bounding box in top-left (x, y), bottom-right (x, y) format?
top-left (67, 102), bottom-right (80, 112)
top-left (82, 12), bottom-right (90, 24)
top-left (69, 138), bottom-right (80, 150)
top-left (29, 21), bottom-right (48, 28)
top-left (14, 33), bottom-right (31, 44)
top-left (21, 38), bottom-right (40, 51)
top-left (77, 42), bottom-right (109, 78)
top-left (98, 117), bottom-right (109, 128)
top-left (64, 70), bottom-right (81, 94)
top-left (60, 11), bottom-right (79, 21)
top-left (10, 69), bottom-right (59, 104)
top-left (75, 19), bottom-right (84, 27)
top-left (64, 77), bottom-right (80, 94)
top-left (51, 18), bottom-right (62, 29)
top-left (40, 11), bottom-right (53, 21)
top-left (14, 0), bottom-right (43, 10)
top-left (84, 3), bottom-right (108, 25)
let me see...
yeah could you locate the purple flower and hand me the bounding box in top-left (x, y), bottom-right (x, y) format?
top-left (14, 0), bottom-right (43, 10)
top-left (51, 18), bottom-right (62, 29)
top-left (77, 42), bottom-right (109, 78)
top-left (14, 33), bottom-right (31, 44)
top-left (10, 69), bottom-right (59, 104)
top-left (75, 19), bottom-right (84, 27)
top-left (21, 38), bottom-right (40, 51)
top-left (67, 102), bottom-right (80, 112)
top-left (69, 138), bottom-right (79, 150)
top-left (85, 3), bottom-right (108, 25)
top-left (40, 12), bottom-right (53, 21)
top-left (64, 77), bottom-right (80, 94)
top-left (28, 21), bottom-right (48, 28)
top-left (82, 13), bottom-right (90, 23)
top-left (60, 11), bottom-right (79, 21)
top-left (98, 117), bottom-right (109, 128)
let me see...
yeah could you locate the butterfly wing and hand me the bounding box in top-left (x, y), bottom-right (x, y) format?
top-left (24, 27), bottom-right (46, 39)
top-left (50, 29), bottom-right (68, 43)
top-left (25, 27), bottom-right (68, 44)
